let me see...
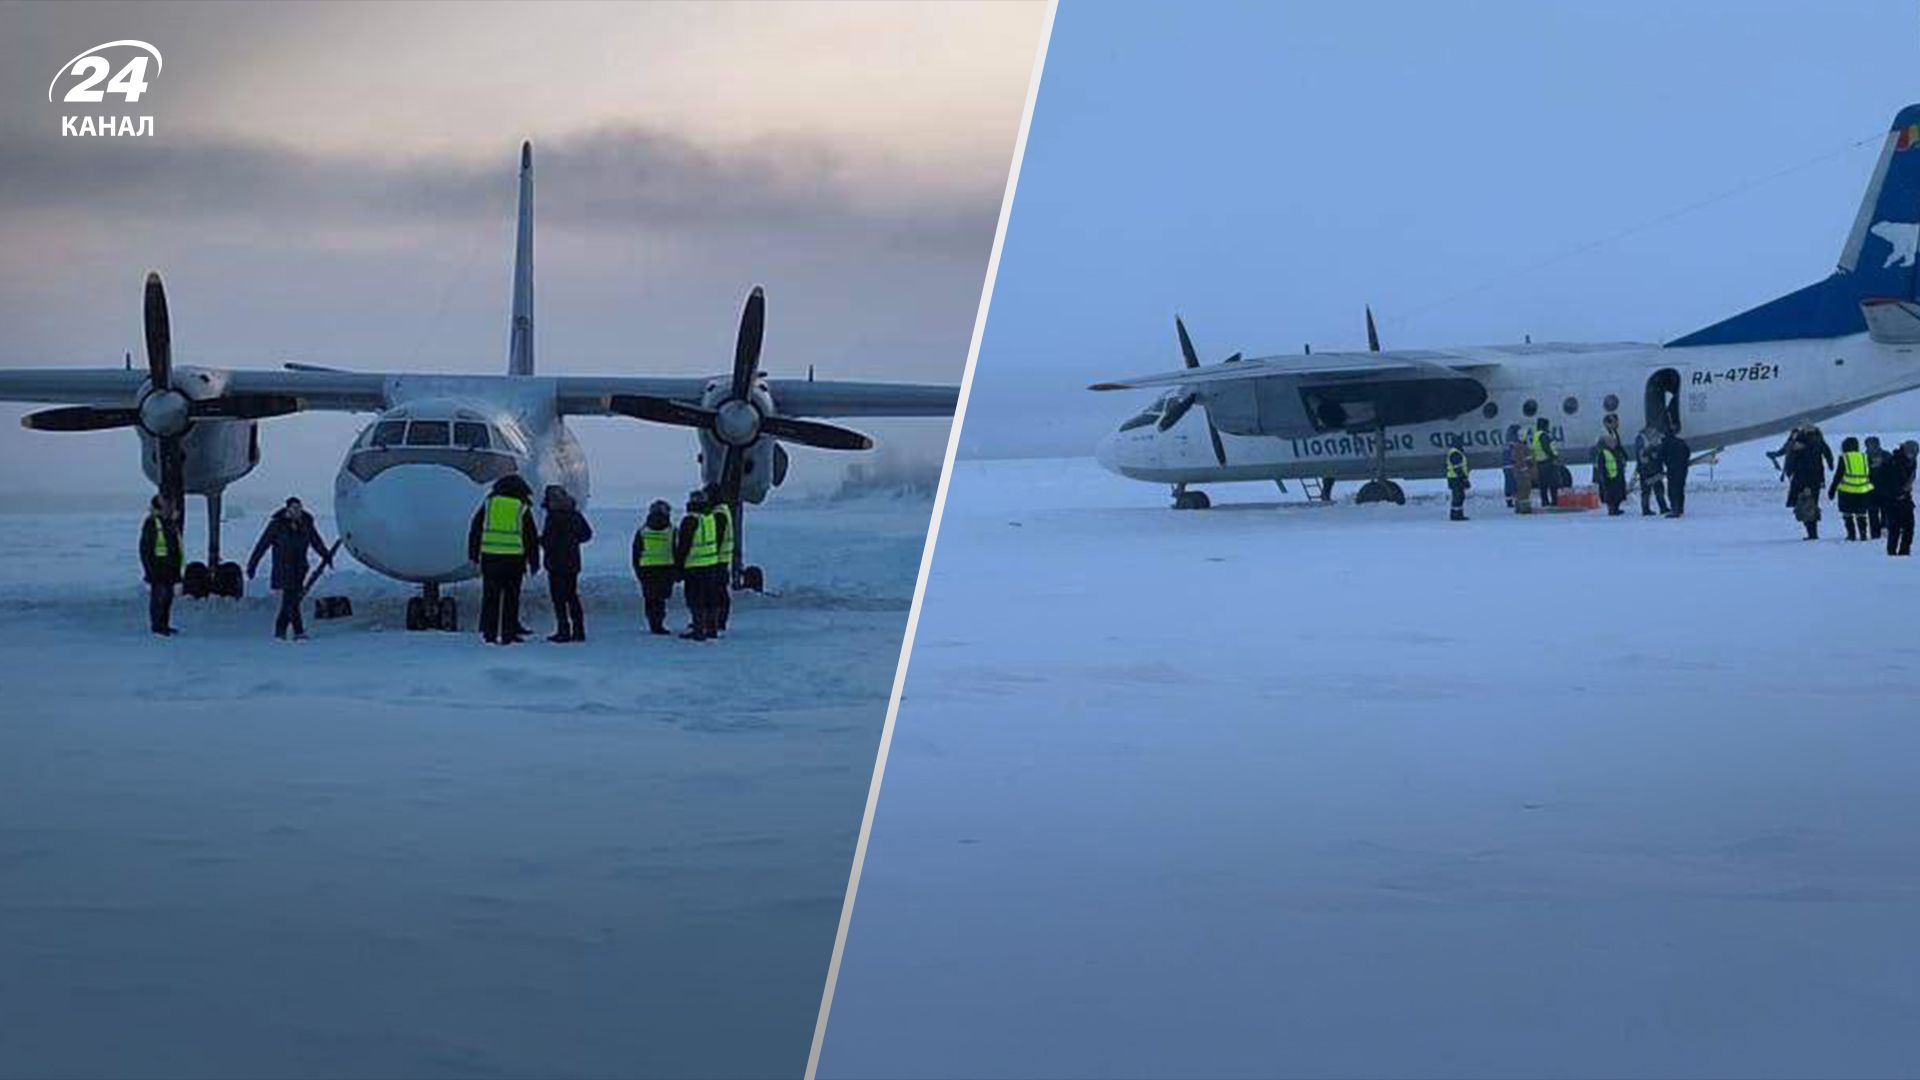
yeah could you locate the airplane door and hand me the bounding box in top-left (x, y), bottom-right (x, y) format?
top-left (1644, 367), bottom-right (1684, 434)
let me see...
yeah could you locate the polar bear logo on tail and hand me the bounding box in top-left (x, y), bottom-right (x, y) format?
top-left (1869, 220), bottom-right (1918, 269)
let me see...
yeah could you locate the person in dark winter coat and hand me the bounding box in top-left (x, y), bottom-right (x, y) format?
top-left (1661, 430), bottom-right (1691, 517)
top-left (1828, 435), bottom-right (1875, 541)
top-left (246, 497), bottom-right (331, 639)
top-left (468, 474), bottom-right (540, 644)
top-left (631, 499), bottom-right (678, 635)
top-left (1634, 426), bottom-right (1668, 516)
top-left (1865, 436), bottom-right (1891, 539)
top-left (1884, 441), bottom-right (1917, 556)
top-left (138, 494), bottom-right (184, 636)
top-left (1784, 430), bottom-right (1825, 512)
top-left (538, 485), bottom-right (592, 643)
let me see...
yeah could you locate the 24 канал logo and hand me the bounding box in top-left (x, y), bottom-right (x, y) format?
top-left (49, 39), bottom-right (161, 138)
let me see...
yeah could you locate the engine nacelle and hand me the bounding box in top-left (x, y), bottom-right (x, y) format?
top-left (696, 431), bottom-right (777, 503)
top-left (693, 375), bottom-right (786, 504)
top-left (140, 420), bottom-right (260, 495)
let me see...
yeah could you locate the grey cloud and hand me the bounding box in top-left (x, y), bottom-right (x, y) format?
top-left (0, 124), bottom-right (1002, 258)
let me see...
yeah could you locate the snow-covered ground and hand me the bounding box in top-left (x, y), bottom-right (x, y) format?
top-left (0, 494), bottom-right (928, 1079)
top-left (821, 449), bottom-right (1920, 1078)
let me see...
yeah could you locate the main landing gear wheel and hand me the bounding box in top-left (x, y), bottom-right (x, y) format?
top-left (213, 561), bottom-right (245, 599)
top-left (738, 565), bottom-right (765, 593)
top-left (182, 561), bottom-right (212, 599)
top-left (1171, 488), bottom-right (1211, 510)
top-left (405, 590), bottom-right (459, 632)
top-left (1355, 479), bottom-right (1406, 505)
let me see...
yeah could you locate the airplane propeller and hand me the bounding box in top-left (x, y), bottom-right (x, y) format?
top-left (607, 286), bottom-right (873, 585)
top-left (1366, 304), bottom-right (1381, 352)
top-left (1165, 315), bottom-right (1231, 467)
top-left (20, 272), bottom-right (302, 520)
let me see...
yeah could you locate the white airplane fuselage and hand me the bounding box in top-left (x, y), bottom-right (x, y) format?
top-left (1097, 333), bottom-right (1920, 486)
top-left (334, 376), bottom-right (588, 584)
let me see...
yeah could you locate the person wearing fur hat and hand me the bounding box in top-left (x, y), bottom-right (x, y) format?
top-left (539, 485), bottom-right (592, 643)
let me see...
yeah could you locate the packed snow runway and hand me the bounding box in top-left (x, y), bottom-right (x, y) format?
top-left (0, 495), bottom-right (927, 1079)
top-left (822, 453), bottom-right (1920, 1078)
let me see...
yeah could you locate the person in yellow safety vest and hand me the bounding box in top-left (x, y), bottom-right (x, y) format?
top-left (1593, 425), bottom-right (1629, 516)
top-left (674, 489), bottom-right (721, 641)
top-left (466, 474), bottom-right (540, 644)
top-left (1531, 418), bottom-right (1561, 507)
top-left (1828, 435), bottom-right (1876, 541)
top-left (707, 486), bottom-right (736, 634)
top-left (1444, 446), bottom-right (1471, 521)
top-left (138, 494), bottom-right (184, 637)
top-left (631, 499), bottom-right (678, 636)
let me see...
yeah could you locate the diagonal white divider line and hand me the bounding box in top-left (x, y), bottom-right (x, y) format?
top-left (803, 3), bottom-right (1059, 1075)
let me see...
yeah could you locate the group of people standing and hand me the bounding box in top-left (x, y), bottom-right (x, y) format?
top-left (1777, 425), bottom-right (1917, 554)
top-left (465, 476), bottom-right (736, 644)
top-left (1476, 415), bottom-right (1691, 519)
top-left (140, 477), bottom-right (741, 642)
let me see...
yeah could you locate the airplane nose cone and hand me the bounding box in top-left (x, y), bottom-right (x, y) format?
top-left (1095, 431), bottom-right (1124, 474)
top-left (339, 464), bottom-right (486, 582)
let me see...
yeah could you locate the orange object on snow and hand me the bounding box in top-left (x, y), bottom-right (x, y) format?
top-left (1556, 486), bottom-right (1601, 510)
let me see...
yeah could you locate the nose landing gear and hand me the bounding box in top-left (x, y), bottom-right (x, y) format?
top-left (1171, 482), bottom-right (1211, 510)
top-left (404, 582), bottom-right (459, 632)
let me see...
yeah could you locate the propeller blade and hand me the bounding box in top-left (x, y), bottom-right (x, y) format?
top-left (188, 394), bottom-right (302, 421)
top-left (1175, 315), bottom-right (1200, 369)
top-left (1365, 304), bottom-right (1380, 352)
top-left (759, 415), bottom-right (873, 451)
top-left (1208, 419), bottom-right (1228, 467)
top-left (731, 286), bottom-right (765, 401)
top-left (21, 405), bottom-right (141, 432)
top-left (158, 435), bottom-right (186, 524)
top-left (143, 272), bottom-right (172, 390)
top-left (608, 394), bottom-right (717, 430)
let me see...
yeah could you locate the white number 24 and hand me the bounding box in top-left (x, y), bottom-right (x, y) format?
top-left (64, 55), bottom-right (150, 103)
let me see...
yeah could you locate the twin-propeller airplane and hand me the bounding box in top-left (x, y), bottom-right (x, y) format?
top-left (1094, 105), bottom-right (1920, 510)
top-left (0, 142), bottom-right (957, 629)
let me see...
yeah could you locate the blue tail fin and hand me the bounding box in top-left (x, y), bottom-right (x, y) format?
top-left (1669, 105), bottom-right (1920, 347)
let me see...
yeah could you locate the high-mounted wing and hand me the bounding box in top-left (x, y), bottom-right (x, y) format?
top-left (1093, 334), bottom-right (1499, 439)
top-left (1091, 347), bottom-right (1490, 391)
top-left (0, 366), bottom-right (391, 413)
top-left (554, 376), bottom-right (956, 419)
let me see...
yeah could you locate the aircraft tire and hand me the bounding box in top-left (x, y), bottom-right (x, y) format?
top-left (436, 596), bottom-right (459, 632)
top-left (405, 596), bottom-right (427, 631)
top-left (182, 561), bottom-right (212, 599)
top-left (214, 561), bottom-right (245, 599)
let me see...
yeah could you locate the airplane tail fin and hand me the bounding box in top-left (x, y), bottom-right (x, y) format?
top-left (508, 140), bottom-right (535, 375)
top-left (1669, 105), bottom-right (1920, 347)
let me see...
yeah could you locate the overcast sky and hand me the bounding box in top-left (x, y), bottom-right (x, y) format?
top-left (961, 0), bottom-right (1920, 459)
top-left (0, 0), bottom-right (1043, 501)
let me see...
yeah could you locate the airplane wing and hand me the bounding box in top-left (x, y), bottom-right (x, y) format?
top-left (0, 367), bottom-right (391, 412)
top-left (1090, 348), bottom-right (1494, 391)
top-left (553, 376), bottom-right (957, 418)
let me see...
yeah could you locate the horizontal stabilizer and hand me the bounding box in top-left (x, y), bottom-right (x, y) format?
top-left (1861, 298), bottom-right (1920, 343)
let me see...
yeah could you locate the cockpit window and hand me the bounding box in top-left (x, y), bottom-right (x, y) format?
top-left (369, 420), bottom-right (407, 448)
top-left (406, 420), bottom-right (451, 447)
top-left (452, 421), bottom-right (491, 450)
top-left (1118, 400), bottom-right (1166, 432)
